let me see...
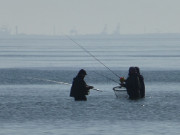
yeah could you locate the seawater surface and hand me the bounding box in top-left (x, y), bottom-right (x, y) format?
top-left (0, 36), bottom-right (180, 135)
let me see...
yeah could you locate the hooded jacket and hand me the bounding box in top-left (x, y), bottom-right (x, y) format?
top-left (70, 76), bottom-right (89, 98)
top-left (126, 74), bottom-right (141, 99)
top-left (138, 74), bottom-right (145, 98)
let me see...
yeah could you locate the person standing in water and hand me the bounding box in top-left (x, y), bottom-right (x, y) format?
top-left (135, 67), bottom-right (145, 98)
top-left (70, 69), bottom-right (94, 101)
top-left (121, 67), bottom-right (141, 100)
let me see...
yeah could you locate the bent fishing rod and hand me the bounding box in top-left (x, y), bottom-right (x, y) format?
top-left (28, 77), bottom-right (102, 92)
top-left (66, 35), bottom-right (120, 80)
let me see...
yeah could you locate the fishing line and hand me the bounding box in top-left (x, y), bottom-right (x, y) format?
top-left (92, 71), bottom-right (119, 84)
top-left (28, 77), bottom-right (102, 92)
top-left (66, 35), bottom-right (120, 79)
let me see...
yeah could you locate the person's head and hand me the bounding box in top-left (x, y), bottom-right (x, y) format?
top-left (77, 69), bottom-right (87, 78)
top-left (135, 67), bottom-right (140, 74)
top-left (128, 67), bottom-right (136, 75)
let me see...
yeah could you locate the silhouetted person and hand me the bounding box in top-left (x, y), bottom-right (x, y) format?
top-left (121, 67), bottom-right (141, 100)
top-left (135, 67), bottom-right (145, 98)
top-left (70, 69), bottom-right (94, 101)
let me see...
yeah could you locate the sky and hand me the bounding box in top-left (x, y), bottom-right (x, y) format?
top-left (0, 0), bottom-right (180, 35)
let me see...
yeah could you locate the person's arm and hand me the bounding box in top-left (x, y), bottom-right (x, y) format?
top-left (86, 85), bottom-right (94, 89)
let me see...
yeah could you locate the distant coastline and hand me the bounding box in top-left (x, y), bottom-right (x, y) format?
top-left (1, 32), bottom-right (180, 40)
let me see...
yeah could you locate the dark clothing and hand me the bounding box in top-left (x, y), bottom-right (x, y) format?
top-left (138, 74), bottom-right (145, 98)
top-left (70, 76), bottom-right (89, 101)
top-left (125, 74), bottom-right (141, 100)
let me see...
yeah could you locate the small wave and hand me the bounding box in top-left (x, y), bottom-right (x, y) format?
top-left (0, 68), bottom-right (180, 85)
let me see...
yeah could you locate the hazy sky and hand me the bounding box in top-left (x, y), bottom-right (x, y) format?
top-left (0, 0), bottom-right (180, 35)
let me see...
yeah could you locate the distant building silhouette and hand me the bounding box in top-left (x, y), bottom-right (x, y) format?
top-left (70, 28), bottom-right (78, 35)
top-left (0, 25), bottom-right (10, 36)
top-left (101, 24), bottom-right (108, 35)
top-left (15, 26), bottom-right (18, 35)
top-left (113, 23), bottom-right (120, 35)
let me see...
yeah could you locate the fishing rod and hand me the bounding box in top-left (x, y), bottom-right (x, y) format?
top-left (92, 71), bottom-right (119, 84)
top-left (66, 35), bottom-right (120, 79)
top-left (29, 77), bottom-right (102, 92)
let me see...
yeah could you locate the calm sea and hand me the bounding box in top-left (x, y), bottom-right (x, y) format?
top-left (0, 35), bottom-right (180, 135)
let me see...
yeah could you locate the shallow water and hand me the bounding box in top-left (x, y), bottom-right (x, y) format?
top-left (0, 83), bottom-right (180, 135)
top-left (0, 36), bottom-right (180, 134)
